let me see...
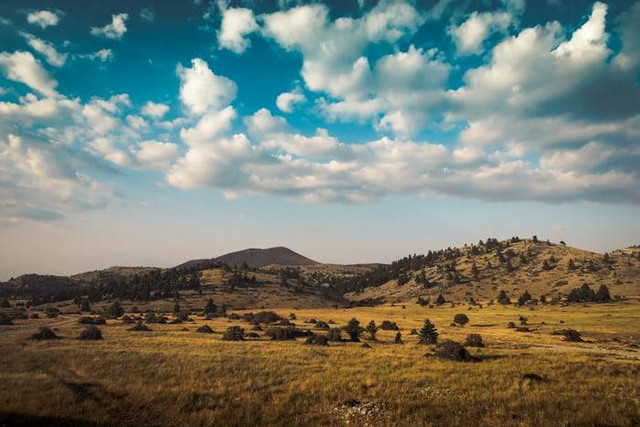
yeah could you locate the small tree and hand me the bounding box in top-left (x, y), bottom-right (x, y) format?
top-left (80, 299), bottom-right (91, 312)
top-left (497, 290), bottom-right (511, 305)
top-left (395, 331), bottom-right (403, 344)
top-left (107, 301), bottom-right (124, 318)
top-left (595, 285), bottom-right (611, 302)
top-left (204, 298), bottom-right (217, 315)
top-left (343, 318), bottom-right (363, 342)
top-left (453, 313), bottom-right (469, 327)
top-left (516, 290), bottom-right (532, 306)
top-left (173, 302), bottom-right (181, 314)
top-left (418, 319), bottom-right (438, 344)
top-left (327, 328), bottom-right (343, 342)
top-left (464, 333), bottom-right (485, 347)
top-left (1, 299), bottom-right (11, 308)
top-left (365, 320), bottom-right (378, 341)
top-left (435, 294), bottom-right (446, 305)
top-left (78, 326), bottom-right (103, 340)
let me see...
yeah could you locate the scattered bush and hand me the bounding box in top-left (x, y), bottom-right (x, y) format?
top-left (128, 321), bottom-right (152, 332)
top-left (433, 340), bottom-right (477, 362)
top-left (464, 333), bottom-right (485, 348)
top-left (144, 313), bottom-right (159, 323)
top-left (327, 328), bottom-right (343, 342)
top-left (0, 314), bottom-right (14, 325)
top-left (29, 313), bottom-right (40, 319)
top-left (365, 320), bottom-right (378, 341)
top-left (121, 315), bottom-right (135, 324)
top-left (245, 311), bottom-right (283, 325)
top-left (305, 334), bottom-right (329, 346)
top-left (507, 321), bottom-right (516, 329)
top-left (497, 290), bottom-right (511, 305)
top-left (562, 329), bottom-right (583, 342)
top-left (30, 327), bottom-right (59, 340)
top-left (395, 331), bottom-right (403, 344)
top-left (453, 313), bottom-right (469, 327)
top-left (78, 316), bottom-right (106, 325)
top-left (245, 332), bottom-right (260, 338)
top-left (196, 325), bottom-right (214, 334)
top-left (222, 326), bottom-right (245, 341)
top-left (265, 326), bottom-right (310, 340)
top-left (78, 326), bottom-right (103, 340)
top-left (107, 301), bottom-right (124, 318)
top-left (379, 320), bottom-right (399, 330)
top-left (315, 321), bottom-right (330, 329)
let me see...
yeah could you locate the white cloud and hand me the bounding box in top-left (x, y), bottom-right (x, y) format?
top-left (26, 10), bottom-right (59, 29)
top-left (141, 101), bottom-right (169, 118)
top-left (276, 88), bottom-right (306, 113)
top-left (218, 7), bottom-right (258, 54)
top-left (140, 8), bottom-right (154, 23)
top-left (134, 141), bottom-right (180, 169)
top-left (86, 49), bottom-right (114, 62)
top-left (91, 13), bottom-right (129, 40)
top-left (449, 11), bottom-right (513, 55)
top-left (244, 108), bottom-right (287, 137)
top-left (177, 58), bottom-right (237, 115)
top-left (0, 51), bottom-right (58, 97)
top-left (180, 106), bottom-right (237, 146)
top-left (20, 33), bottom-right (68, 67)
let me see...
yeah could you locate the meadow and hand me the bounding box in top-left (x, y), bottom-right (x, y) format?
top-left (1, 299), bottom-right (639, 426)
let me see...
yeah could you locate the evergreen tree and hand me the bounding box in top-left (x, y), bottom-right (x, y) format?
top-left (173, 302), bottom-right (180, 314)
top-left (595, 284), bottom-right (611, 302)
top-left (497, 290), bottom-right (511, 305)
top-left (418, 319), bottom-right (438, 344)
top-left (435, 294), bottom-right (446, 305)
top-left (453, 313), bottom-right (469, 326)
top-left (344, 318), bottom-right (363, 342)
top-left (366, 320), bottom-right (378, 341)
top-left (395, 331), bottom-right (403, 344)
top-left (80, 299), bottom-right (91, 312)
top-left (204, 298), bottom-right (217, 315)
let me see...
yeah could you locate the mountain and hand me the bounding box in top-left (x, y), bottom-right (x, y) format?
top-left (215, 246), bottom-right (318, 268)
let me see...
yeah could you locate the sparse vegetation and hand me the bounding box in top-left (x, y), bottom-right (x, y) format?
top-left (78, 326), bottom-right (103, 340)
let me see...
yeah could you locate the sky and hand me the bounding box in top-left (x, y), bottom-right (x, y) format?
top-left (0, 0), bottom-right (639, 279)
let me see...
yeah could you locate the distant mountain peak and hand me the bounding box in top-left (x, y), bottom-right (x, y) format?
top-left (215, 246), bottom-right (318, 268)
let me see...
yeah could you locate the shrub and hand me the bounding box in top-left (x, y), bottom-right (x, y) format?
top-left (0, 314), bottom-right (14, 325)
top-left (78, 326), bottom-right (103, 340)
top-left (0, 299), bottom-right (10, 308)
top-left (204, 298), bottom-right (217, 315)
top-left (418, 319), bottom-right (438, 344)
top-left (249, 311), bottom-right (283, 325)
top-left (245, 332), bottom-right (260, 338)
top-left (121, 315), bottom-right (135, 324)
top-left (379, 320), bottom-right (399, 330)
top-left (222, 326), bottom-right (245, 341)
top-left (107, 302), bottom-right (124, 318)
top-left (315, 321), bottom-right (330, 329)
top-left (562, 329), bottom-right (583, 342)
top-left (464, 333), bottom-right (485, 347)
top-left (30, 327), bottom-right (59, 340)
top-left (29, 313), bottom-right (39, 319)
top-left (145, 313), bottom-right (159, 323)
top-left (265, 326), bottom-right (310, 340)
top-left (327, 328), bottom-right (343, 342)
top-left (80, 299), bottom-right (91, 312)
top-left (453, 313), bottom-right (469, 327)
top-left (433, 340), bottom-right (477, 362)
top-left (45, 307), bottom-right (59, 318)
top-left (305, 334), bottom-right (329, 346)
top-left (128, 321), bottom-right (152, 331)
top-left (343, 318), bottom-right (364, 342)
top-left (507, 321), bottom-right (516, 329)
top-left (497, 290), bottom-right (511, 305)
top-left (78, 316), bottom-right (106, 325)
top-left (196, 325), bottom-right (214, 334)
top-left (435, 294), bottom-right (446, 305)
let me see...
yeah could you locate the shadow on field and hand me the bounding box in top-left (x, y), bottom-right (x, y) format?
top-left (0, 412), bottom-right (105, 426)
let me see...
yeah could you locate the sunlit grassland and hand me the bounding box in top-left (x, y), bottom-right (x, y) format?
top-left (0, 300), bottom-right (638, 425)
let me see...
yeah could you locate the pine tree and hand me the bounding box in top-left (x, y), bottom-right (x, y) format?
top-left (344, 318), bottom-right (363, 342)
top-left (595, 284), bottom-right (611, 302)
top-left (418, 319), bottom-right (438, 344)
top-left (204, 298), bottom-right (217, 315)
top-left (173, 302), bottom-right (180, 314)
top-left (497, 290), bottom-right (511, 305)
top-left (436, 294), bottom-right (446, 305)
top-left (80, 299), bottom-right (91, 312)
top-left (366, 320), bottom-right (378, 341)
top-left (395, 331), bottom-right (403, 344)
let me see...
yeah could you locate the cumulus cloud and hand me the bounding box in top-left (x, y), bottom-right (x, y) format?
top-left (276, 88), bottom-right (306, 113)
top-left (26, 10), bottom-right (59, 29)
top-left (177, 58), bottom-right (237, 115)
top-left (141, 101), bottom-right (169, 118)
top-left (0, 51), bottom-right (58, 97)
top-left (134, 141), bottom-right (180, 169)
top-left (91, 13), bottom-right (129, 40)
top-left (449, 11), bottom-right (513, 55)
top-left (244, 108), bottom-right (287, 137)
top-left (20, 33), bottom-right (68, 67)
top-left (217, 6), bottom-right (258, 54)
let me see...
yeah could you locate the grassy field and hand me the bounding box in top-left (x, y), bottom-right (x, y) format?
top-left (1, 299), bottom-right (639, 426)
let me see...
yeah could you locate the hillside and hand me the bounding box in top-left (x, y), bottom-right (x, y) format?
top-left (346, 238), bottom-right (640, 304)
top-left (216, 246), bottom-right (318, 268)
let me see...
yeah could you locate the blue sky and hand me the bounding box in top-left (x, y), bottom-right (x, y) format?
top-left (0, 0), bottom-right (639, 278)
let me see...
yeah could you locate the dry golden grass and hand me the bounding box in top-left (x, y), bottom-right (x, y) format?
top-left (0, 299), bottom-right (639, 425)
